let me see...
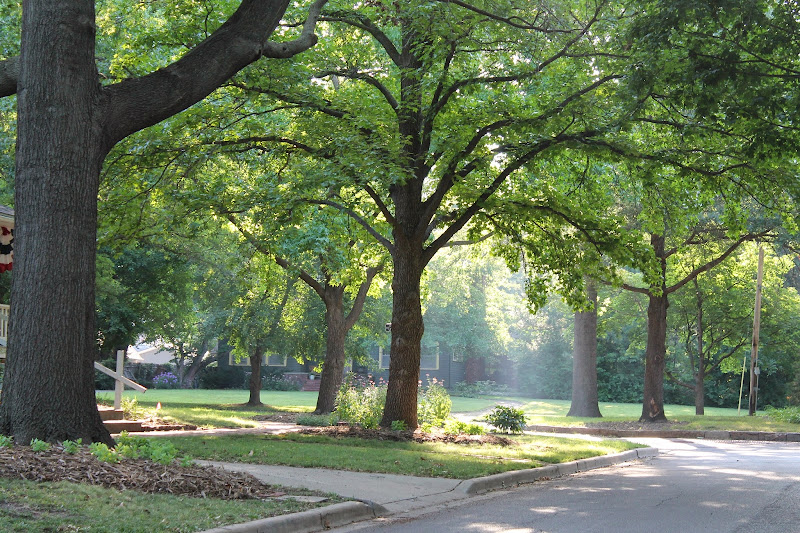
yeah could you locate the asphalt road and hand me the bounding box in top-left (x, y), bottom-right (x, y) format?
top-left (335, 438), bottom-right (800, 533)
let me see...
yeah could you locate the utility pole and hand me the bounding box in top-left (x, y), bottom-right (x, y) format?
top-left (748, 246), bottom-right (764, 416)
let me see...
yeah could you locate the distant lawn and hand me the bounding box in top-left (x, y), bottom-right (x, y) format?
top-left (160, 432), bottom-right (641, 479)
top-left (465, 398), bottom-right (800, 432)
top-left (96, 389), bottom-right (319, 429)
top-left (96, 389), bottom-right (500, 429)
top-left (97, 389), bottom-right (799, 432)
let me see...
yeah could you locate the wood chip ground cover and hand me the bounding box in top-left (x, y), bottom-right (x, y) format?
top-left (0, 445), bottom-right (289, 500)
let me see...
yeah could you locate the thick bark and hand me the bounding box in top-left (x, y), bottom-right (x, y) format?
top-left (181, 351), bottom-right (217, 389)
top-left (0, 0), bottom-right (323, 444)
top-left (695, 283), bottom-right (705, 415)
top-left (381, 236), bottom-right (425, 428)
top-left (315, 295), bottom-right (347, 414)
top-left (0, 57), bottom-right (18, 98)
top-left (567, 280), bottom-right (602, 418)
top-left (0, 0), bottom-right (113, 445)
top-left (247, 345), bottom-right (264, 406)
top-left (641, 236), bottom-right (669, 422)
top-left (314, 266), bottom-right (380, 414)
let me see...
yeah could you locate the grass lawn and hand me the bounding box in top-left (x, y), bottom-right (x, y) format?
top-left (160, 432), bottom-right (642, 479)
top-left (96, 389), bottom-right (319, 429)
top-left (97, 389), bottom-right (800, 432)
top-left (0, 478), bottom-right (333, 533)
top-left (490, 398), bottom-right (800, 432)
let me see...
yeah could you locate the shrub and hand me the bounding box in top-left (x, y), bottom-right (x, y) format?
top-left (450, 380), bottom-right (511, 398)
top-left (335, 373), bottom-right (387, 429)
top-left (443, 418), bottom-right (485, 435)
top-left (391, 420), bottom-right (408, 431)
top-left (152, 371), bottom-right (180, 389)
top-left (262, 374), bottom-right (302, 391)
top-left (61, 439), bottom-right (82, 454)
top-left (198, 365), bottom-right (246, 389)
top-left (93, 357), bottom-right (117, 390)
top-left (121, 397), bottom-right (153, 420)
top-left (30, 438), bottom-right (51, 452)
top-left (89, 442), bottom-right (120, 463)
top-left (486, 405), bottom-right (527, 434)
top-left (764, 405), bottom-right (800, 424)
top-left (0, 434), bottom-right (11, 448)
top-left (418, 376), bottom-right (451, 427)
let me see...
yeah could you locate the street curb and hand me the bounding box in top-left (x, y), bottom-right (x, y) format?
top-left (458, 446), bottom-right (658, 495)
top-left (199, 500), bottom-right (386, 533)
top-left (200, 445), bottom-right (658, 532)
top-left (526, 425), bottom-right (800, 442)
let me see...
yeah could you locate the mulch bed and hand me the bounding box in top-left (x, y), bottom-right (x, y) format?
top-left (0, 446), bottom-right (286, 500)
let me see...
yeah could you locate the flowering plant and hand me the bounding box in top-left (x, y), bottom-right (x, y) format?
top-left (152, 371), bottom-right (180, 389)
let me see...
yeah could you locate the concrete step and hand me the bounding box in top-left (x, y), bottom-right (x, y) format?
top-left (103, 419), bottom-right (144, 433)
top-left (97, 406), bottom-right (125, 421)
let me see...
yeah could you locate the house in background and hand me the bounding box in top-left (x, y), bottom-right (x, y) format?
top-left (357, 341), bottom-right (467, 388)
top-left (126, 343), bottom-right (175, 365)
top-left (0, 205), bottom-right (13, 367)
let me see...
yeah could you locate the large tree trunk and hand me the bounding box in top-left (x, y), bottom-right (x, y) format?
top-left (641, 291), bottom-right (669, 422)
top-left (0, 0), bottom-right (113, 445)
top-left (641, 234), bottom-right (669, 422)
top-left (314, 295), bottom-right (347, 414)
top-left (0, 0), bottom-right (322, 445)
top-left (246, 345), bottom-right (264, 406)
top-left (695, 288), bottom-right (705, 415)
top-left (567, 280), bottom-right (602, 418)
top-left (381, 237), bottom-right (425, 428)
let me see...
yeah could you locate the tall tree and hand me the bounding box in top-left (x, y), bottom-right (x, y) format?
top-left (621, 0), bottom-right (800, 420)
top-left (0, 0), bottom-right (327, 444)
top-left (567, 278), bottom-right (602, 417)
top-left (226, 212), bottom-right (383, 414)
top-left (666, 243), bottom-right (800, 414)
top-left (213, 0), bottom-right (641, 427)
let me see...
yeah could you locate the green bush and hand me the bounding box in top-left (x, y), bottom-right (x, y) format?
top-left (443, 418), bottom-right (485, 435)
top-left (61, 439), bottom-right (82, 454)
top-left (262, 374), bottom-right (302, 391)
top-left (0, 434), bottom-right (12, 448)
top-left (30, 439), bottom-right (51, 452)
top-left (486, 405), bottom-right (527, 434)
top-left (89, 442), bottom-right (120, 463)
top-left (198, 365), bottom-right (246, 389)
top-left (335, 373), bottom-right (387, 429)
top-left (450, 380), bottom-right (511, 398)
top-left (418, 376), bottom-right (452, 427)
top-left (764, 405), bottom-right (800, 424)
top-left (391, 420), bottom-right (408, 431)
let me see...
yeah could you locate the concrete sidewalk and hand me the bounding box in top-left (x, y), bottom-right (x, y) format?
top-left (196, 447), bottom-right (659, 533)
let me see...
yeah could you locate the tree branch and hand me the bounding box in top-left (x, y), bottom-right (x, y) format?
top-left (665, 230), bottom-right (773, 295)
top-left (305, 198), bottom-right (394, 253)
top-left (314, 68), bottom-right (399, 111)
top-left (101, 0), bottom-right (328, 150)
top-left (0, 56), bottom-right (18, 98)
top-left (320, 12), bottom-right (401, 65)
top-left (344, 263), bottom-right (383, 330)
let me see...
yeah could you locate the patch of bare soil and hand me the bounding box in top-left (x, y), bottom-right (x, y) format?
top-left (298, 425), bottom-right (516, 446)
top-left (0, 446), bottom-right (286, 500)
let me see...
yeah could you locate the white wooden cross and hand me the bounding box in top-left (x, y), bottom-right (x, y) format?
top-left (94, 349), bottom-right (147, 409)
